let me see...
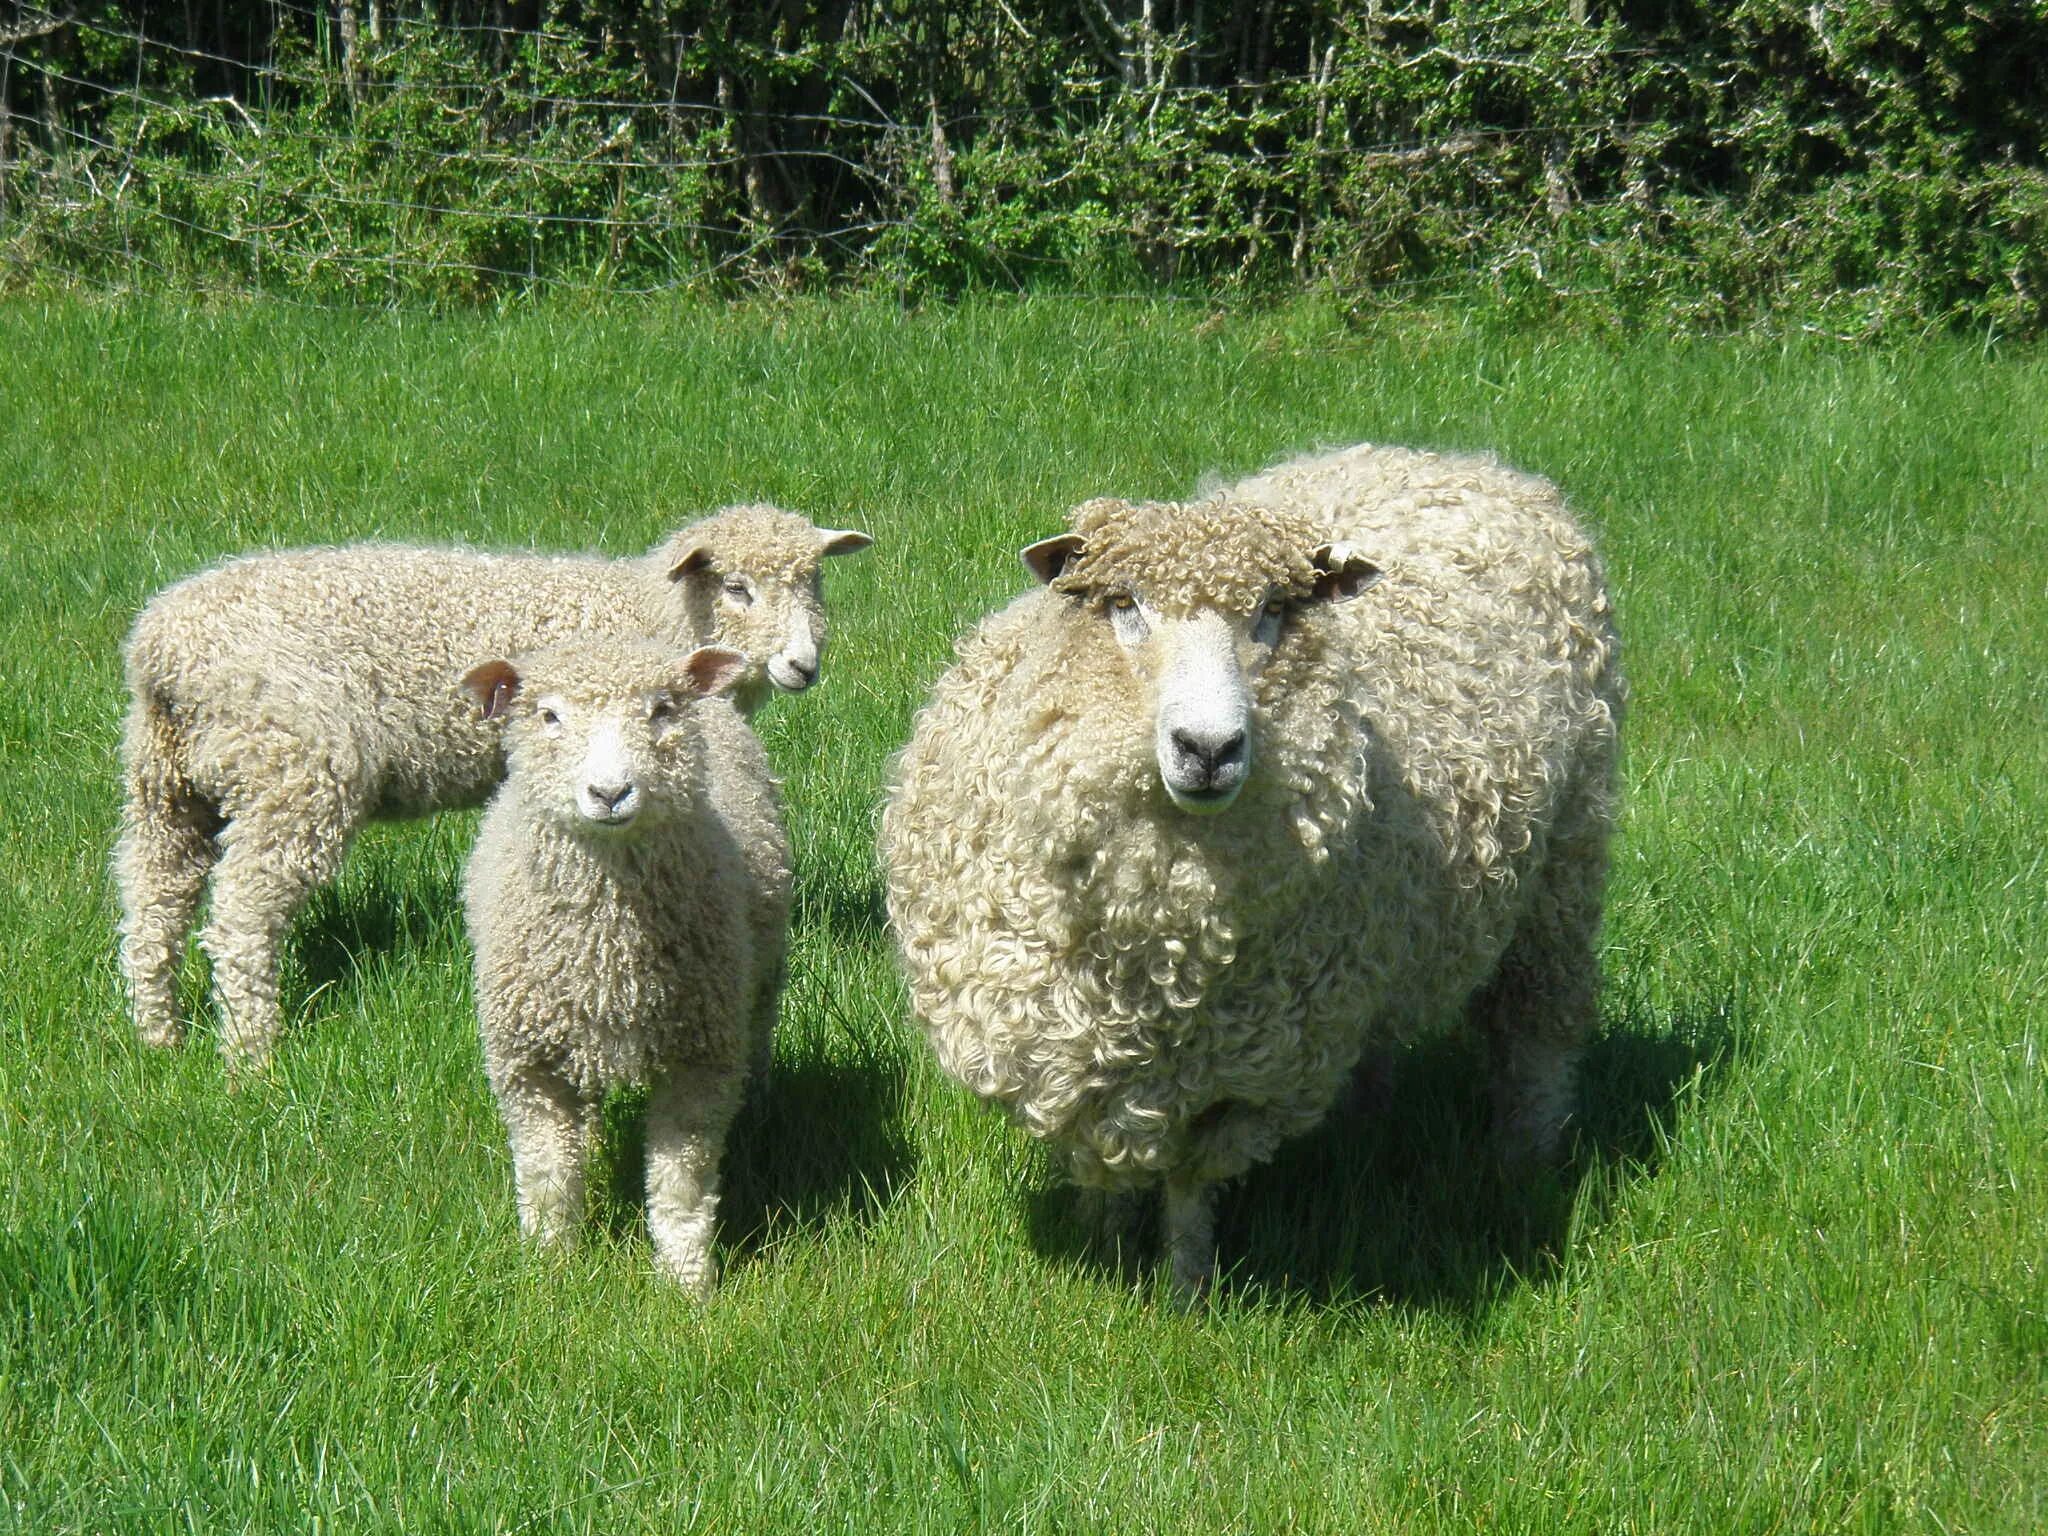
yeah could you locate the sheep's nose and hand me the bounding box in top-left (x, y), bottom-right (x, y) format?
top-left (1170, 726), bottom-right (1247, 782)
top-left (767, 652), bottom-right (817, 692)
top-left (587, 780), bottom-right (633, 812)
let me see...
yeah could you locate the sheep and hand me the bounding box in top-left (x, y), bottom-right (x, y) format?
top-left (880, 443), bottom-right (1624, 1299)
top-left (462, 635), bottom-right (790, 1295)
top-left (113, 503), bottom-right (867, 1070)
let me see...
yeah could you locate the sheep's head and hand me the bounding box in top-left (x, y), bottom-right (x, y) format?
top-left (1023, 496), bottom-right (1379, 815)
top-left (463, 639), bottom-right (747, 839)
top-left (659, 504), bottom-right (872, 712)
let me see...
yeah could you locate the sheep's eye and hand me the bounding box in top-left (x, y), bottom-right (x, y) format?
top-left (649, 697), bottom-right (675, 724)
top-left (538, 707), bottom-right (560, 727)
top-left (1105, 592), bottom-right (1150, 645)
top-left (722, 576), bottom-right (754, 604)
top-left (1264, 595), bottom-right (1288, 618)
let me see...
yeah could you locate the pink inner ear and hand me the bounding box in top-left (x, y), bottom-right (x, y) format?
top-left (1021, 534), bottom-right (1086, 585)
top-left (463, 660), bottom-right (521, 719)
top-left (682, 646), bottom-right (748, 696)
top-left (1310, 543), bottom-right (1383, 602)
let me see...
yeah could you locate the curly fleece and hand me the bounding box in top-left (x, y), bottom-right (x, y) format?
top-left (465, 636), bottom-right (790, 1295)
top-left (113, 503), bottom-right (839, 1068)
top-left (882, 443), bottom-right (1625, 1278)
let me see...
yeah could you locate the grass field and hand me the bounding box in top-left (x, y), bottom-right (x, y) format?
top-left (1, 294), bottom-right (2043, 1533)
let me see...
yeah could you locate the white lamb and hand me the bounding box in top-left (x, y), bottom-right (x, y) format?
top-left (881, 443), bottom-right (1624, 1298)
top-left (463, 635), bottom-right (791, 1295)
top-left (114, 504), bottom-right (867, 1069)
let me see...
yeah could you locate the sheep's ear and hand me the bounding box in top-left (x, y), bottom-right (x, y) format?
top-left (818, 528), bottom-right (873, 557)
top-left (668, 542), bottom-right (712, 582)
top-left (1021, 534), bottom-right (1086, 585)
top-left (1310, 542), bottom-right (1382, 602)
top-left (463, 660), bottom-right (522, 720)
top-left (679, 645), bottom-right (749, 698)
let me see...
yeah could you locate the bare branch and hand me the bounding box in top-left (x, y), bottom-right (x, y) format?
top-left (1, 11), bottom-right (75, 50)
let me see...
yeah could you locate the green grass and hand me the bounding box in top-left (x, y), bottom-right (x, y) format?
top-left (1, 294), bottom-right (2043, 1533)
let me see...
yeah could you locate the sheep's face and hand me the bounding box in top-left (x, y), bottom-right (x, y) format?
top-left (1024, 497), bottom-right (1378, 815)
top-left (662, 505), bottom-right (872, 709)
top-left (464, 643), bottom-right (747, 838)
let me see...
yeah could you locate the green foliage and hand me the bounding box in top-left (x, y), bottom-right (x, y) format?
top-left (4, 2), bottom-right (2044, 327)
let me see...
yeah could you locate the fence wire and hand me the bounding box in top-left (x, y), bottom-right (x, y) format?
top-left (1, 3), bottom-right (1677, 304)
top-left (4, 2), bottom-right (2040, 331)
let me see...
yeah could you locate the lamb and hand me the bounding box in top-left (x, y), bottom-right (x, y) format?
top-left (462, 635), bottom-right (791, 1295)
top-left (880, 442), bottom-right (1624, 1298)
top-left (113, 503), bottom-right (867, 1069)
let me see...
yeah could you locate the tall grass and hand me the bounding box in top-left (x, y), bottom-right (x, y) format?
top-left (1, 295), bottom-right (2042, 1532)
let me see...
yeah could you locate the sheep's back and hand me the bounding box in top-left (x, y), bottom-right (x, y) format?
top-left (1235, 442), bottom-right (1623, 890)
top-left (127, 545), bottom-right (678, 812)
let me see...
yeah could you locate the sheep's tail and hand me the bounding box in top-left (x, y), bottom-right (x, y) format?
top-left (123, 683), bottom-right (187, 809)
top-left (119, 611), bottom-right (201, 819)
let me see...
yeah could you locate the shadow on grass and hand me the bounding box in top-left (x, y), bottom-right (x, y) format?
top-left (589, 1046), bottom-right (915, 1259)
top-left (1024, 993), bottom-right (1738, 1316)
top-left (157, 854), bottom-right (466, 1054)
top-left (291, 860), bottom-right (467, 998)
top-left (790, 873), bottom-right (890, 948)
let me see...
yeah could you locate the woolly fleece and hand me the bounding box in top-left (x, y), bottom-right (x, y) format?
top-left (465, 635), bottom-right (791, 1294)
top-left (881, 442), bottom-right (1625, 1293)
top-left (113, 504), bottom-right (855, 1067)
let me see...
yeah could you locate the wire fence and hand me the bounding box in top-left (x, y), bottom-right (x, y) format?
top-left (0, 3), bottom-right (1660, 305)
top-left (3, 2), bottom-right (2043, 330)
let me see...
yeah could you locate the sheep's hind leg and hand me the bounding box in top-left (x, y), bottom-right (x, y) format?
top-left (1076, 1185), bottom-right (1148, 1275)
top-left (113, 788), bottom-right (221, 1050)
top-left (1161, 1175), bottom-right (1218, 1305)
top-left (198, 775), bottom-right (363, 1072)
top-left (1472, 846), bottom-right (1607, 1168)
top-left (498, 1067), bottom-right (590, 1246)
top-left (644, 1062), bottom-right (745, 1297)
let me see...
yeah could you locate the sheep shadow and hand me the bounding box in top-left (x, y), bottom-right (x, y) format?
top-left (290, 860), bottom-right (469, 1002)
top-left (1024, 993), bottom-right (1737, 1315)
top-left (789, 874), bottom-right (891, 947)
top-left (589, 1045), bottom-right (915, 1258)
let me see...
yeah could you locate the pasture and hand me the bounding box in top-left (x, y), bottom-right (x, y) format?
top-left (1, 295), bottom-right (2042, 1531)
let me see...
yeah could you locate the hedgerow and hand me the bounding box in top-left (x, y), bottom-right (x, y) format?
top-left (2, 2), bottom-right (2041, 331)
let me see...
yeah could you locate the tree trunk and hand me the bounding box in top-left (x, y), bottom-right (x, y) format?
top-left (336, 2), bottom-right (363, 108)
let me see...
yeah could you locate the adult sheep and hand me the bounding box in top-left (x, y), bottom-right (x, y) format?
top-left (116, 503), bottom-right (868, 1069)
top-left (881, 443), bottom-right (1623, 1298)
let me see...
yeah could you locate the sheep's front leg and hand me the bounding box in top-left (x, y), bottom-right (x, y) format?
top-left (1078, 1186), bottom-right (1148, 1240)
top-left (498, 1067), bottom-right (589, 1246)
top-left (1161, 1174), bottom-right (1218, 1304)
top-left (644, 1063), bottom-right (744, 1297)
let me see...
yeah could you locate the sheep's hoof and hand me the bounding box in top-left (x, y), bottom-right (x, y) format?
top-left (221, 1049), bottom-right (276, 1086)
top-left (656, 1249), bottom-right (720, 1299)
top-left (518, 1215), bottom-right (580, 1249)
top-left (1160, 1178), bottom-right (1218, 1308)
top-left (1165, 1254), bottom-right (1215, 1311)
top-left (1492, 1109), bottom-right (1577, 1174)
top-left (1075, 1187), bottom-right (1148, 1275)
top-left (133, 1019), bottom-right (187, 1051)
